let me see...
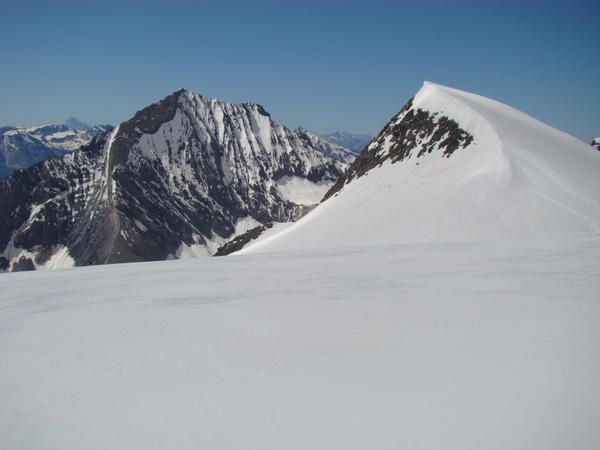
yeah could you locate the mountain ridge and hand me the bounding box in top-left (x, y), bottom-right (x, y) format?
top-left (319, 131), bottom-right (373, 153)
top-left (0, 88), bottom-right (354, 271)
top-left (239, 82), bottom-right (600, 255)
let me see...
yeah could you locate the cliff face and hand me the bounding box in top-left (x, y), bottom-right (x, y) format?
top-left (0, 90), bottom-right (354, 271)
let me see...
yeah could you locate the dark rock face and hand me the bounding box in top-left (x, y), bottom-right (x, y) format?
top-left (591, 138), bottom-right (600, 151)
top-left (1, 90), bottom-right (354, 271)
top-left (11, 257), bottom-right (36, 272)
top-left (323, 98), bottom-right (474, 201)
top-left (214, 223), bottom-right (274, 256)
top-left (0, 132), bottom-right (113, 268)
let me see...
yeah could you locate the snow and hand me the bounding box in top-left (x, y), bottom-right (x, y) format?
top-left (45, 130), bottom-right (76, 140)
top-left (133, 219), bottom-right (147, 232)
top-left (1, 242), bottom-right (75, 271)
top-left (2, 83), bottom-right (598, 449)
top-left (233, 216), bottom-right (262, 234)
top-left (103, 125), bottom-right (120, 201)
top-left (1, 235), bottom-right (599, 449)
top-left (1, 124), bottom-right (100, 154)
top-left (242, 82), bottom-right (600, 254)
top-left (176, 237), bottom-right (211, 258)
top-left (276, 175), bottom-right (330, 204)
top-left (319, 131), bottom-right (373, 152)
top-left (175, 217), bottom-right (263, 258)
top-left (42, 246), bottom-right (75, 270)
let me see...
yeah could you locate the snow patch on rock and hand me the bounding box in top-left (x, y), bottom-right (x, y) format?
top-left (276, 176), bottom-right (330, 205)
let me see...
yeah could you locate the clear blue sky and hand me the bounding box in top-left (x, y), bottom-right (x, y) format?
top-left (1, 0), bottom-right (598, 141)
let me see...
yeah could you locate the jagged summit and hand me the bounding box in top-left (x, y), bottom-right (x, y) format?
top-left (168, 88), bottom-right (272, 115)
top-left (240, 82), bottom-right (600, 254)
top-left (0, 89), bottom-right (354, 271)
top-left (319, 131), bottom-right (373, 153)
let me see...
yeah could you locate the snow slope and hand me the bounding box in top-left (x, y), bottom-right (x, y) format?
top-left (1, 236), bottom-right (599, 450)
top-left (241, 82), bottom-right (600, 254)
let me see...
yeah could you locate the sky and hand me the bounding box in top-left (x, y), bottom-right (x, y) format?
top-left (0, 0), bottom-right (598, 141)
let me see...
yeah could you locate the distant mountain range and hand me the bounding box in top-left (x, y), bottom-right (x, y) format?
top-left (0, 91), bottom-right (354, 271)
top-left (0, 120), bottom-right (111, 178)
top-left (65, 116), bottom-right (94, 131)
top-left (319, 131), bottom-right (373, 153)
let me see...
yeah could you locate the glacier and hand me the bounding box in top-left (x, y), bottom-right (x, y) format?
top-left (1, 236), bottom-right (599, 449)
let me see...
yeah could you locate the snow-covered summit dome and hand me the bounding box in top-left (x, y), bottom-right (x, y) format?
top-left (241, 82), bottom-right (600, 254)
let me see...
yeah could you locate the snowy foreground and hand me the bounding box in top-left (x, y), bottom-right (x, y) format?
top-left (1, 236), bottom-right (600, 449)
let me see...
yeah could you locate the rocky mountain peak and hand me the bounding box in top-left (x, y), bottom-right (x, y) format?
top-left (323, 93), bottom-right (474, 201)
top-left (0, 89), bottom-right (355, 271)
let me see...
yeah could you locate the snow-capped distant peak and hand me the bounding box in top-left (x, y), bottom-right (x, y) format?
top-left (0, 122), bottom-right (112, 178)
top-left (294, 127), bottom-right (356, 163)
top-left (319, 130), bottom-right (373, 153)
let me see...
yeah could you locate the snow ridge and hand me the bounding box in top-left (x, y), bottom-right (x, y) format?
top-left (241, 82), bottom-right (600, 254)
